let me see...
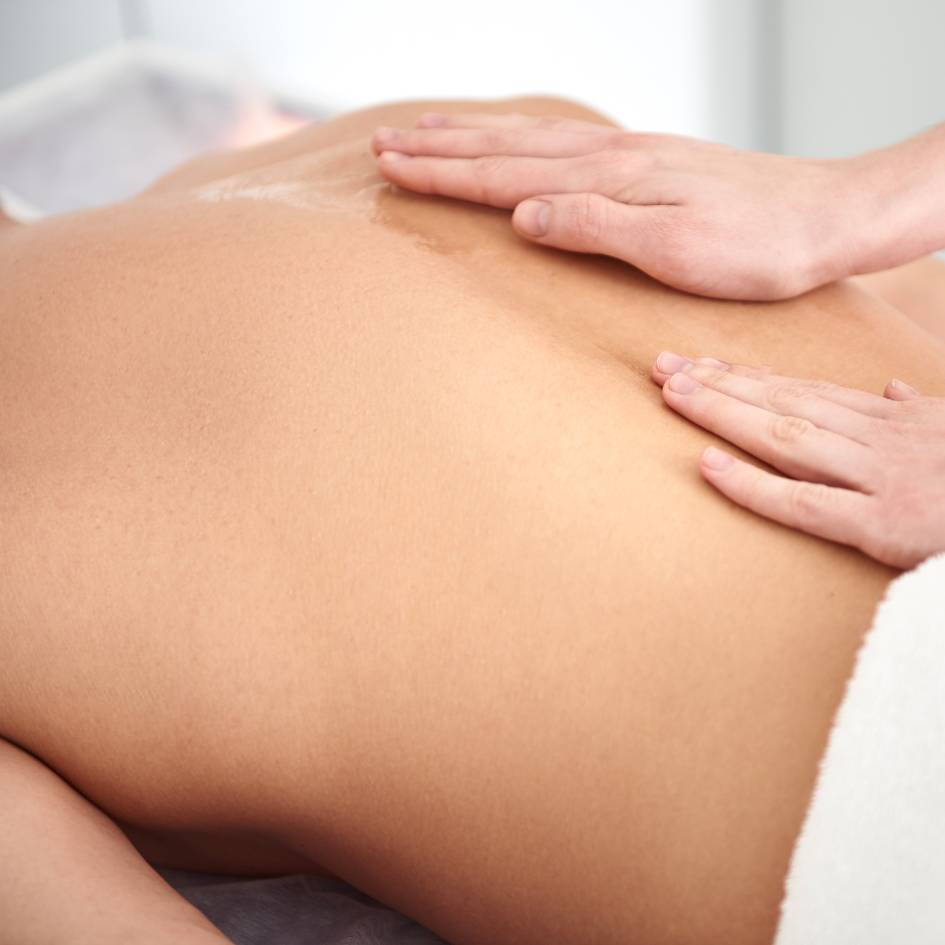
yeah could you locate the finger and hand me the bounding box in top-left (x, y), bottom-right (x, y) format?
top-left (376, 153), bottom-right (636, 209)
top-left (651, 352), bottom-right (896, 419)
top-left (651, 354), bottom-right (742, 386)
top-left (661, 371), bottom-right (876, 489)
top-left (725, 363), bottom-right (896, 418)
top-left (651, 353), bottom-right (876, 442)
top-left (512, 192), bottom-right (665, 262)
top-left (415, 111), bottom-right (615, 135)
top-left (372, 126), bottom-right (622, 159)
top-left (884, 377), bottom-right (921, 401)
top-left (698, 447), bottom-right (874, 553)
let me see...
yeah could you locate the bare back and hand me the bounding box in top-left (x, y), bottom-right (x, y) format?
top-left (2, 98), bottom-right (944, 945)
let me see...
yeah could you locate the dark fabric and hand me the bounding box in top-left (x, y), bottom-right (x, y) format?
top-left (161, 868), bottom-right (449, 945)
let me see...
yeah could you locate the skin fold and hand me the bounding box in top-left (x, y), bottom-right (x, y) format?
top-left (1, 96), bottom-right (944, 945)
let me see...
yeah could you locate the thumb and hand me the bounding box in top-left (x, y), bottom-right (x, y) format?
top-left (512, 193), bottom-right (659, 262)
top-left (884, 378), bottom-right (921, 401)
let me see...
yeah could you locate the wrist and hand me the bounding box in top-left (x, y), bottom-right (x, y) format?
top-left (843, 129), bottom-right (945, 276)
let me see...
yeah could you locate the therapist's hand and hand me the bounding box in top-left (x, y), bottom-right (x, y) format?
top-left (651, 351), bottom-right (945, 569)
top-left (371, 112), bottom-right (867, 301)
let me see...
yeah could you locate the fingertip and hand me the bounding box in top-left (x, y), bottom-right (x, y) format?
top-left (376, 151), bottom-right (412, 178)
top-left (884, 377), bottom-right (920, 400)
top-left (665, 371), bottom-right (700, 396)
top-left (378, 150), bottom-right (410, 165)
top-left (655, 350), bottom-right (694, 375)
top-left (659, 372), bottom-right (681, 403)
top-left (513, 199), bottom-right (551, 238)
top-left (650, 366), bottom-right (669, 387)
top-left (371, 126), bottom-right (395, 154)
top-left (700, 446), bottom-right (735, 473)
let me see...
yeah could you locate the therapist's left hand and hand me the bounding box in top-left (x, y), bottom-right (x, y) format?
top-left (651, 351), bottom-right (945, 569)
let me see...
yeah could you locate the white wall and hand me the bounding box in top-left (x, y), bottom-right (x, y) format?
top-left (778, 0), bottom-right (945, 156)
top-left (0, 1), bottom-right (768, 148)
top-left (4, 1), bottom-right (944, 158)
top-left (143, 0), bottom-right (720, 139)
top-left (0, 0), bottom-right (125, 90)
top-left (707, 0), bottom-right (773, 150)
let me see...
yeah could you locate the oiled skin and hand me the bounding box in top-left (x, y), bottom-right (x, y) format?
top-left (1, 97), bottom-right (944, 945)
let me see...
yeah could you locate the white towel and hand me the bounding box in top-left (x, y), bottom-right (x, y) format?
top-left (775, 552), bottom-right (945, 944)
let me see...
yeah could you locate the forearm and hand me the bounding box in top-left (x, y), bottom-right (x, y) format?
top-left (847, 122), bottom-right (945, 276)
top-left (0, 737), bottom-right (227, 945)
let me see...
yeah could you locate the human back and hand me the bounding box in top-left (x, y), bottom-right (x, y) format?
top-left (1, 97), bottom-right (943, 945)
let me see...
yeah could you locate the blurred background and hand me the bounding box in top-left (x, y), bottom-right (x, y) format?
top-left (1, 0), bottom-right (943, 214)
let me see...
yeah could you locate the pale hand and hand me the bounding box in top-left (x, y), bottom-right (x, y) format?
top-left (372, 111), bottom-right (866, 301)
top-left (651, 352), bottom-right (945, 569)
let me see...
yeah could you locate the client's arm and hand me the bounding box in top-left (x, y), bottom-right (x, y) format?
top-left (649, 352), bottom-right (945, 569)
top-left (0, 737), bottom-right (227, 945)
top-left (370, 112), bottom-right (945, 302)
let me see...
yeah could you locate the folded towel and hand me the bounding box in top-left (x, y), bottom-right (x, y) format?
top-left (775, 552), bottom-right (945, 944)
top-left (0, 41), bottom-right (323, 217)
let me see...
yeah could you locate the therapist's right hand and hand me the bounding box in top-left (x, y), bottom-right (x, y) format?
top-left (651, 351), bottom-right (945, 570)
top-left (372, 112), bottom-right (876, 302)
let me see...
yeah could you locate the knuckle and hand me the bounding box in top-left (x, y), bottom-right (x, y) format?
top-left (789, 480), bottom-right (831, 521)
top-left (769, 414), bottom-right (814, 443)
top-left (476, 154), bottom-right (508, 176)
top-left (480, 129), bottom-right (506, 152)
top-left (687, 364), bottom-right (730, 389)
top-left (875, 415), bottom-right (905, 443)
top-left (801, 378), bottom-right (840, 399)
top-left (734, 363), bottom-right (776, 380)
top-left (473, 154), bottom-right (509, 202)
top-left (699, 367), bottom-right (731, 388)
top-left (567, 194), bottom-right (606, 243)
top-left (765, 383), bottom-right (811, 411)
top-left (591, 148), bottom-right (632, 175)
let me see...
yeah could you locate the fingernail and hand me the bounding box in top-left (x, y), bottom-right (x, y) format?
top-left (702, 447), bottom-right (735, 471)
top-left (379, 150), bottom-right (409, 163)
top-left (890, 378), bottom-right (919, 396)
top-left (516, 199), bottom-right (551, 237)
top-left (418, 112), bottom-right (447, 127)
top-left (656, 351), bottom-right (693, 375)
top-left (668, 372), bottom-right (700, 394)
